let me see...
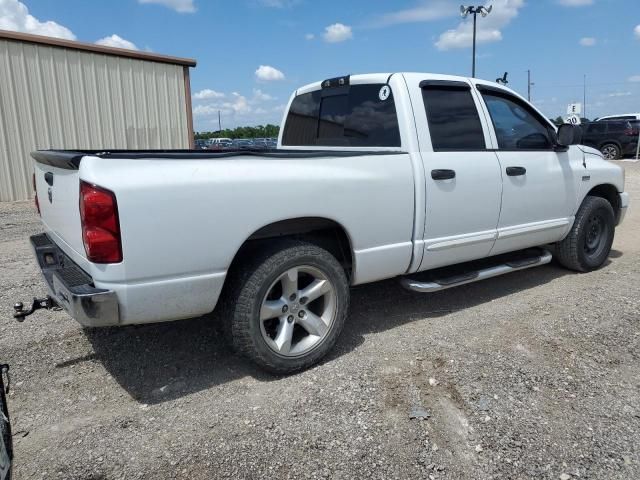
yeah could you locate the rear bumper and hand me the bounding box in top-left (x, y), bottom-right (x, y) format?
top-left (30, 233), bottom-right (120, 327)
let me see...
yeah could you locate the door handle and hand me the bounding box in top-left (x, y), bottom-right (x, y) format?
top-left (431, 169), bottom-right (456, 180)
top-left (506, 166), bottom-right (526, 176)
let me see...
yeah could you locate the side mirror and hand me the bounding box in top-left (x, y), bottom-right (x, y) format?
top-left (556, 124), bottom-right (582, 149)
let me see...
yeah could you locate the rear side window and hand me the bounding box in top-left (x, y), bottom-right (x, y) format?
top-left (586, 123), bottom-right (607, 134)
top-left (422, 86), bottom-right (486, 151)
top-left (282, 84), bottom-right (401, 147)
top-left (606, 121), bottom-right (629, 133)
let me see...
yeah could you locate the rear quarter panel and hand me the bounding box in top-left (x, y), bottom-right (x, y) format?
top-left (78, 153), bottom-right (415, 321)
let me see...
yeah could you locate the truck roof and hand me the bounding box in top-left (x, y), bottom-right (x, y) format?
top-left (295, 72), bottom-right (523, 100)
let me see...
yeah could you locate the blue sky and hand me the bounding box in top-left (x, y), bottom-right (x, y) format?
top-left (2, 0), bottom-right (640, 131)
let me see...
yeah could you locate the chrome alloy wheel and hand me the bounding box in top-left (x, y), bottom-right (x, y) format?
top-left (259, 266), bottom-right (337, 357)
top-left (601, 145), bottom-right (619, 160)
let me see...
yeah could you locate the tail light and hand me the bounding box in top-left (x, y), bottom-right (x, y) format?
top-left (33, 173), bottom-right (40, 215)
top-left (625, 127), bottom-right (639, 136)
top-left (79, 181), bottom-right (122, 263)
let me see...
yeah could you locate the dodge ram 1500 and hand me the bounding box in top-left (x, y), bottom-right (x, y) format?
top-left (20, 73), bottom-right (628, 373)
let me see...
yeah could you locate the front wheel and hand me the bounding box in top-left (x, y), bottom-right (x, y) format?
top-left (555, 196), bottom-right (615, 272)
top-left (225, 240), bottom-right (349, 374)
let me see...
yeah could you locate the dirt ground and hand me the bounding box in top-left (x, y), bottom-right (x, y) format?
top-left (1, 161), bottom-right (639, 480)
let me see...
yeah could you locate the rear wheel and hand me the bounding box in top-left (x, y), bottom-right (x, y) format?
top-left (225, 240), bottom-right (349, 374)
top-left (600, 143), bottom-right (621, 160)
top-left (555, 196), bottom-right (615, 272)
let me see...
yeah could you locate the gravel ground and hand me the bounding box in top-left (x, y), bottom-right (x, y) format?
top-left (1, 161), bottom-right (639, 480)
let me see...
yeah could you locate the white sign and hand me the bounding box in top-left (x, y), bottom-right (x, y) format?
top-left (567, 103), bottom-right (582, 115)
top-left (378, 85), bottom-right (390, 101)
top-left (566, 114), bottom-right (581, 125)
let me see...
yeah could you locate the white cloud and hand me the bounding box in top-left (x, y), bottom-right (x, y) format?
top-left (635, 25), bottom-right (640, 39)
top-left (579, 37), bottom-right (596, 47)
top-left (193, 89), bottom-right (225, 100)
top-left (193, 86), bottom-right (284, 130)
top-left (305, 33), bottom-right (315, 40)
top-left (606, 91), bottom-right (632, 98)
top-left (138, 0), bottom-right (195, 13)
top-left (628, 75), bottom-right (640, 82)
top-left (258, 0), bottom-right (300, 7)
top-left (95, 34), bottom-right (138, 50)
top-left (255, 65), bottom-right (285, 81)
top-left (0, 0), bottom-right (76, 39)
top-left (323, 23), bottom-right (353, 43)
top-left (558, 0), bottom-right (594, 6)
top-left (371, 0), bottom-right (453, 27)
top-left (253, 89), bottom-right (273, 101)
top-left (435, 0), bottom-right (524, 51)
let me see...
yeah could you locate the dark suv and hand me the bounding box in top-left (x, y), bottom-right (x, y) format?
top-left (582, 120), bottom-right (639, 160)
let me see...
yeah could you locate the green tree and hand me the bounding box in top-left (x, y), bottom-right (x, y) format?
top-left (194, 124), bottom-right (281, 140)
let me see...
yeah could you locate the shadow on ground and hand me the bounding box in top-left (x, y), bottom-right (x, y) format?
top-left (82, 262), bottom-right (573, 404)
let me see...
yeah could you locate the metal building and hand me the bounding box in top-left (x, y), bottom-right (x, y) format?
top-left (0, 29), bottom-right (196, 201)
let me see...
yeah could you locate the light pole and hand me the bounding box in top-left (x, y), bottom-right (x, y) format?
top-left (460, 5), bottom-right (492, 78)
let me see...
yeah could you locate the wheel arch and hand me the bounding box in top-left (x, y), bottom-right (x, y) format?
top-left (228, 217), bottom-right (355, 282)
top-left (586, 183), bottom-right (621, 222)
top-left (598, 140), bottom-right (622, 151)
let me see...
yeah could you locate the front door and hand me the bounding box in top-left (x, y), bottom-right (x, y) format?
top-left (477, 87), bottom-right (578, 255)
top-left (414, 80), bottom-right (503, 271)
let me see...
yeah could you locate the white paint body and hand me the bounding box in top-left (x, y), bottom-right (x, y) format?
top-left (34, 73), bottom-right (628, 325)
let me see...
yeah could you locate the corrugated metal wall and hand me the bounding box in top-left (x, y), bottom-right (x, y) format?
top-left (0, 39), bottom-right (190, 201)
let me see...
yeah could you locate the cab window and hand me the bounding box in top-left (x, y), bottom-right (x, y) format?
top-left (481, 92), bottom-right (553, 150)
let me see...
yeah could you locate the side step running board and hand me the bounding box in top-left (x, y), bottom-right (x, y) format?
top-left (401, 249), bottom-right (553, 293)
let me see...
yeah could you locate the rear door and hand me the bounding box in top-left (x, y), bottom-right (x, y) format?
top-left (476, 86), bottom-right (578, 255)
top-left (409, 79), bottom-right (503, 271)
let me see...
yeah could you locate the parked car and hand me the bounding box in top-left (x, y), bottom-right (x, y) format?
top-left (24, 73), bottom-right (628, 374)
top-left (1, 364), bottom-right (12, 480)
top-left (194, 139), bottom-right (208, 150)
top-left (207, 138), bottom-right (233, 150)
top-left (595, 113), bottom-right (640, 121)
top-left (232, 138), bottom-right (254, 150)
top-left (582, 120), bottom-right (639, 160)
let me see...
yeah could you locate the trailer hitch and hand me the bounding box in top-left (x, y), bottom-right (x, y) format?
top-left (13, 296), bottom-right (57, 322)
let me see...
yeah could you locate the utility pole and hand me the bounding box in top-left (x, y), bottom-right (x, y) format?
top-left (472, 12), bottom-right (477, 78)
top-left (583, 74), bottom-right (586, 120)
top-left (461, 5), bottom-right (492, 78)
top-left (527, 70), bottom-right (531, 101)
top-left (218, 110), bottom-right (222, 132)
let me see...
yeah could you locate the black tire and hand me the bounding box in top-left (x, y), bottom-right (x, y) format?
top-left (224, 240), bottom-right (349, 374)
top-left (600, 143), bottom-right (621, 160)
top-left (0, 386), bottom-right (12, 479)
top-left (555, 196), bottom-right (615, 272)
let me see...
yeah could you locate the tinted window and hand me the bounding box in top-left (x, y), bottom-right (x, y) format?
top-left (586, 123), bottom-right (606, 134)
top-left (282, 84), bottom-right (401, 147)
top-left (606, 121), bottom-right (630, 133)
top-left (482, 93), bottom-right (553, 150)
top-left (422, 87), bottom-right (486, 151)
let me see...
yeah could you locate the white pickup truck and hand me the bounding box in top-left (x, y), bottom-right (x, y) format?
top-left (22, 73), bottom-right (628, 373)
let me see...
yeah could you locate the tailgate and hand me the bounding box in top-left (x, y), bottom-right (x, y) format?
top-left (33, 155), bottom-right (86, 262)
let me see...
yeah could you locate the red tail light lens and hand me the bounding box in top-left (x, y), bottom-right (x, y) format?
top-left (80, 181), bottom-right (122, 263)
top-left (33, 173), bottom-right (40, 215)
